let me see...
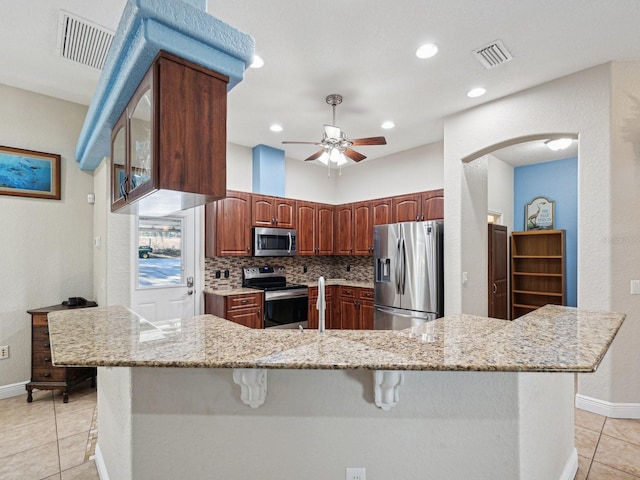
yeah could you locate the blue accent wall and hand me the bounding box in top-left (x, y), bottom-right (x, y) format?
top-left (514, 157), bottom-right (577, 306)
top-left (252, 144), bottom-right (285, 196)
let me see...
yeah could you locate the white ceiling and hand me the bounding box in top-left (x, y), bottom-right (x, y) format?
top-left (1, 0), bottom-right (639, 166)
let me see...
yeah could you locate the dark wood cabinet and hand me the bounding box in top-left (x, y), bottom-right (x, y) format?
top-left (205, 191), bottom-right (252, 257)
top-left (296, 201), bottom-right (334, 255)
top-left (26, 303), bottom-right (98, 403)
top-left (204, 291), bottom-right (264, 329)
top-left (392, 189), bottom-right (444, 222)
top-left (511, 230), bottom-right (566, 319)
top-left (308, 286), bottom-right (336, 329)
top-left (111, 51), bottom-right (229, 214)
top-left (337, 287), bottom-right (374, 329)
top-left (335, 204), bottom-right (354, 255)
top-left (352, 199), bottom-right (392, 255)
top-left (251, 194), bottom-right (296, 229)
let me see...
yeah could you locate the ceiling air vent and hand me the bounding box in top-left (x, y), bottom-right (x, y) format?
top-left (473, 40), bottom-right (513, 69)
top-left (57, 11), bottom-right (114, 70)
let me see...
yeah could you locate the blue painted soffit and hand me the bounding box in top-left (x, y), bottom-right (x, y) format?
top-left (75, 0), bottom-right (254, 171)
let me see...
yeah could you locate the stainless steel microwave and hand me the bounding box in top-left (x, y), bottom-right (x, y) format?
top-left (253, 227), bottom-right (297, 257)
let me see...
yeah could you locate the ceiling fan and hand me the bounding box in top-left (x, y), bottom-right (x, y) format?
top-left (282, 94), bottom-right (387, 166)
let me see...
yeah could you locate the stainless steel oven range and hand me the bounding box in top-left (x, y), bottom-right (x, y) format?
top-left (242, 266), bottom-right (308, 329)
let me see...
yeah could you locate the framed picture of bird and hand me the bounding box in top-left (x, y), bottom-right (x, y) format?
top-left (525, 196), bottom-right (554, 230)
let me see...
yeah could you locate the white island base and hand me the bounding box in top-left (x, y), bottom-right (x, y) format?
top-left (95, 366), bottom-right (576, 480)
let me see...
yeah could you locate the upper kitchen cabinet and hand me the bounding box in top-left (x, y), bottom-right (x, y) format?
top-left (205, 191), bottom-right (252, 257)
top-left (296, 201), bottom-right (334, 255)
top-left (110, 51), bottom-right (229, 214)
top-left (392, 189), bottom-right (444, 222)
top-left (352, 198), bottom-right (392, 255)
top-left (251, 194), bottom-right (296, 229)
top-left (335, 204), bottom-right (354, 255)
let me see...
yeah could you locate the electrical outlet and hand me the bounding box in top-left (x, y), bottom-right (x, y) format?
top-left (346, 467), bottom-right (366, 480)
top-left (346, 264), bottom-right (351, 272)
top-left (0, 345), bottom-right (9, 360)
top-left (224, 269), bottom-right (230, 278)
top-left (215, 270), bottom-right (221, 279)
top-left (303, 266), bottom-right (307, 273)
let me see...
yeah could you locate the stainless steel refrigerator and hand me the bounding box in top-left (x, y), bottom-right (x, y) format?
top-left (373, 221), bottom-right (444, 330)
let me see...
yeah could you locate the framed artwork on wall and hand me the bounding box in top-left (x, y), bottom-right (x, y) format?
top-left (0, 145), bottom-right (61, 200)
top-left (525, 196), bottom-right (554, 230)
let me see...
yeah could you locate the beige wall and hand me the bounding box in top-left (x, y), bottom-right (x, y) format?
top-left (0, 84), bottom-right (93, 390)
top-left (443, 62), bottom-right (640, 408)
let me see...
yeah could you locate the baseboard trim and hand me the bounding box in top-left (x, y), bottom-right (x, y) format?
top-left (0, 381), bottom-right (28, 400)
top-left (95, 444), bottom-right (110, 480)
top-left (576, 394), bottom-right (640, 419)
top-left (559, 447), bottom-right (578, 480)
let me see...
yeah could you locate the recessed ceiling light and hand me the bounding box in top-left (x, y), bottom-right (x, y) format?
top-left (250, 55), bottom-right (264, 69)
top-left (545, 138), bottom-right (573, 151)
top-left (381, 121), bottom-right (395, 130)
top-left (269, 123), bottom-right (283, 133)
top-left (467, 87), bottom-right (486, 98)
top-left (416, 43), bottom-right (438, 59)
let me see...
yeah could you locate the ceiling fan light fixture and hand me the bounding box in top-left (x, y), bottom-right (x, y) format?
top-left (545, 138), bottom-right (573, 151)
top-left (269, 123), bottom-right (283, 132)
top-left (381, 121), bottom-right (395, 129)
top-left (318, 151), bottom-right (330, 165)
top-left (416, 43), bottom-right (438, 59)
top-left (329, 147), bottom-right (342, 164)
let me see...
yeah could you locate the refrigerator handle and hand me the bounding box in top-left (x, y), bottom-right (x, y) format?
top-left (401, 237), bottom-right (407, 294)
top-left (395, 238), bottom-right (402, 294)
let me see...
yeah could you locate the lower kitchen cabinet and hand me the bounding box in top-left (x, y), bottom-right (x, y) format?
top-left (308, 286), bottom-right (336, 329)
top-left (337, 287), bottom-right (374, 330)
top-left (204, 291), bottom-right (264, 329)
top-left (26, 303), bottom-right (98, 403)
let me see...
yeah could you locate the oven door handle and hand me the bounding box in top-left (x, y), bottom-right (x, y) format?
top-left (264, 289), bottom-right (309, 301)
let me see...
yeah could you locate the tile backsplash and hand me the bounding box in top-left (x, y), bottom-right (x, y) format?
top-left (204, 256), bottom-right (374, 290)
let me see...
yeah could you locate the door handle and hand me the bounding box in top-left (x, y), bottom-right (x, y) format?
top-left (187, 277), bottom-right (194, 288)
top-left (187, 289), bottom-right (194, 295)
top-left (492, 283), bottom-right (498, 294)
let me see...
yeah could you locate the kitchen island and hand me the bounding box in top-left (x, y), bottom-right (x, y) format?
top-left (48, 305), bottom-right (624, 480)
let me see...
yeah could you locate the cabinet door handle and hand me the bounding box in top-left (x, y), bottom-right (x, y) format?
top-left (492, 283), bottom-right (498, 294)
top-left (275, 217), bottom-right (278, 224)
top-left (272, 217), bottom-right (275, 224)
top-left (43, 373), bottom-right (51, 378)
top-left (45, 357), bottom-right (51, 362)
top-left (247, 246), bottom-right (251, 252)
top-left (44, 343), bottom-right (50, 348)
top-left (240, 299), bottom-right (249, 304)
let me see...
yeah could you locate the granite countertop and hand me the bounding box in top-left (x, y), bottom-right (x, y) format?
top-left (47, 305), bottom-right (624, 373)
top-left (204, 287), bottom-right (261, 296)
top-left (303, 279), bottom-right (374, 289)
top-left (205, 280), bottom-right (373, 296)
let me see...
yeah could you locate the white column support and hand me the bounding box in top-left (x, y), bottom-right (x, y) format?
top-left (233, 368), bottom-right (267, 408)
top-left (374, 370), bottom-right (404, 411)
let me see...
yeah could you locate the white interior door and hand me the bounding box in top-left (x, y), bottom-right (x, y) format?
top-left (131, 209), bottom-right (196, 321)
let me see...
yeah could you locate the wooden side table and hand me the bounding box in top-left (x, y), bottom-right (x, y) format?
top-left (26, 302), bottom-right (98, 403)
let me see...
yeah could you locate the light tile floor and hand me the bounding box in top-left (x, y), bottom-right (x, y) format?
top-left (0, 380), bottom-right (98, 480)
top-left (575, 408), bottom-right (640, 479)
top-left (1, 380), bottom-right (640, 479)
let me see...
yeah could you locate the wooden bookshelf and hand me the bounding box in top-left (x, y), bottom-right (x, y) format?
top-left (511, 229), bottom-right (566, 319)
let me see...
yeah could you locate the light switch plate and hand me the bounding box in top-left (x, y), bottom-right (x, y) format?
top-left (346, 467), bottom-right (366, 480)
top-left (631, 280), bottom-right (640, 295)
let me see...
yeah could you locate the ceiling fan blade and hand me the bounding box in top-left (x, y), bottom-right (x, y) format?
top-left (282, 141), bottom-right (321, 145)
top-left (351, 136), bottom-right (387, 146)
top-left (305, 150), bottom-right (326, 161)
top-left (344, 148), bottom-right (366, 162)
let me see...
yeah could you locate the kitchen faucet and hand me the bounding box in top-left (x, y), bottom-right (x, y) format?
top-left (317, 276), bottom-right (326, 333)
